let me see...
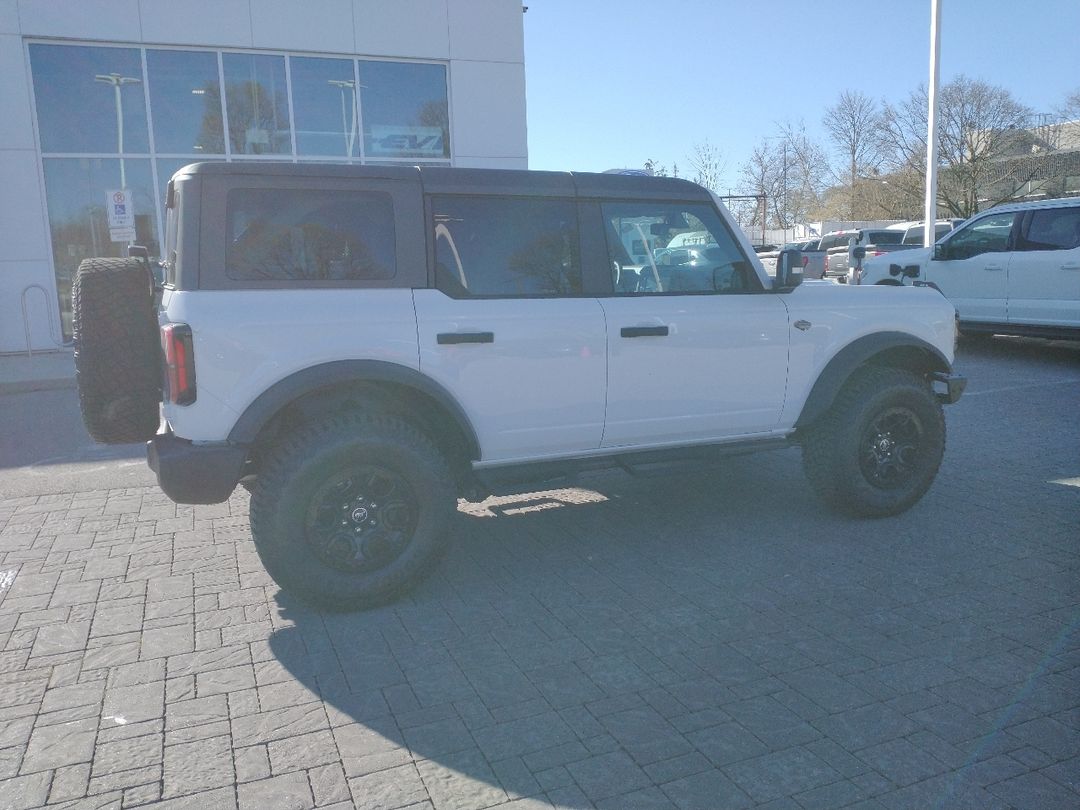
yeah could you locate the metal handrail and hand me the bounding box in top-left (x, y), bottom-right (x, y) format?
top-left (20, 284), bottom-right (63, 358)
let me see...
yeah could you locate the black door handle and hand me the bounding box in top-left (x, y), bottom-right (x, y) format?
top-left (621, 325), bottom-right (669, 338)
top-left (437, 332), bottom-right (494, 345)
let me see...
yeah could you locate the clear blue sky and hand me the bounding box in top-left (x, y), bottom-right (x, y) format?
top-left (523, 0), bottom-right (1080, 188)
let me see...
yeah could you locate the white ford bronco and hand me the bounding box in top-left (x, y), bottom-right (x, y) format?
top-left (73, 163), bottom-right (966, 610)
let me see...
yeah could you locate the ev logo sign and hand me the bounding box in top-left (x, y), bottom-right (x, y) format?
top-left (105, 189), bottom-right (136, 243)
top-left (368, 125), bottom-right (444, 157)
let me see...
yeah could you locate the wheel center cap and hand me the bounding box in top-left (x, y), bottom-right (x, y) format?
top-left (876, 438), bottom-right (892, 455)
top-left (351, 506), bottom-right (369, 523)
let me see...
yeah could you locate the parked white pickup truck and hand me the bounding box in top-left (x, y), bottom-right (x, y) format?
top-left (855, 197), bottom-right (1080, 340)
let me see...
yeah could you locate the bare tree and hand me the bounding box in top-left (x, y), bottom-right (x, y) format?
top-left (879, 75), bottom-right (1033, 218)
top-left (738, 140), bottom-right (778, 232)
top-left (823, 90), bottom-right (883, 219)
top-left (1060, 87), bottom-right (1080, 121)
top-left (687, 140), bottom-right (725, 191)
top-left (776, 122), bottom-right (830, 227)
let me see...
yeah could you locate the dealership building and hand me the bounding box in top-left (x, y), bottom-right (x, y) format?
top-left (0, 0), bottom-right (528, 353)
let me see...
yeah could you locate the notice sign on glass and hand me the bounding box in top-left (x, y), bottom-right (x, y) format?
top-left (106, 189), bottom-right (136, 242)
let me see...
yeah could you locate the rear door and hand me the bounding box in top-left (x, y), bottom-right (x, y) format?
top-left (414, 192), bottom-right (607, 463)
top-left (923, 211), bottom-right (1017, 323)
top-left (590, 199), bottom-right (790, 447)
top-left (1007, 206), bottom-right (1080, 328)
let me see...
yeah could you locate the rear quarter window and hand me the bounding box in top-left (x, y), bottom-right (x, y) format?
top-left (225, 188), bottom-right (396, 281)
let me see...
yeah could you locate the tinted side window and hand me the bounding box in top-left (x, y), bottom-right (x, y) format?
top-left (226, 189), bottom-right (396, 281)
top-left (1018, 207), bottom-right (1080, 251)
top-left (601, 201), bottom-right (758, 294)
top-left (432, 196), bottom-right (581, 297)
top-left (942, 213), bottom-right (1015, 260)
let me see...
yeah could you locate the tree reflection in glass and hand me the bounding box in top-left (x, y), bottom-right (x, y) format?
top-left (221, 54), bottom-right (292, 155)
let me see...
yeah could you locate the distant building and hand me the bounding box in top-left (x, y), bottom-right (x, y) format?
top-left (2, 1), bottom-right (527, 353)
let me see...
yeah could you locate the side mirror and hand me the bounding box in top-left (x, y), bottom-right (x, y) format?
top-left (851, 246), bottom-right (867, 260)
top-left (774, 249), bottom-right (803, 289)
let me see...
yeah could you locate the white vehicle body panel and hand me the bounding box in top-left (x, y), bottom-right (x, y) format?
top-left (924, 250), bottom-right (1008, 323)
top-left (413, 289), bottom-right (607, 462)
top-left (160, 288), bottom-right (421, 442)
top-left (779, 281), bottom-right (956, 428)
top-left (1008, 243), bottom-right (1080, 328)
top-left (598, 294), bottom-right (790, 446)
top-left (160, 279), bottom-right (956, 465)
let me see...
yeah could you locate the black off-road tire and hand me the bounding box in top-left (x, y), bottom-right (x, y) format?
top-left (801, 367), bottom-right (945, 517)
top-left (249, 413), bottom-right (457, 611)
top-left (72, 257), bottom-right (161, 444)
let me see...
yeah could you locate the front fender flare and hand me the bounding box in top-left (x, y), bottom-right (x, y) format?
top-left (794, 332), bottom-right (950, 429)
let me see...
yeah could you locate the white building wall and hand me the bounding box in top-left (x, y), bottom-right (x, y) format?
top-left (0, 0), bottom-right (528, 353)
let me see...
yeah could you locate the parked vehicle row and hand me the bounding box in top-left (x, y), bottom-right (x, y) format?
top-left (856, 197), bottom-right (1080, 339)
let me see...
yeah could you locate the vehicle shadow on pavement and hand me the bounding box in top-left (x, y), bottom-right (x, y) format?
top-left (263, 455), bottom-right (843, 808)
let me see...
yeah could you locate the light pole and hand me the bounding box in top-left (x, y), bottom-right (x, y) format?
top-left (924, 0), bottom-right (942, 247)
top-left (95, 72), bottom-right (141, 189)
top-left (327, 79), bottom-right (358, 158)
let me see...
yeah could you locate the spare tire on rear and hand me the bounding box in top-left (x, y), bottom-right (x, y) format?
top-left (72, 257), bottom-right (162, 444)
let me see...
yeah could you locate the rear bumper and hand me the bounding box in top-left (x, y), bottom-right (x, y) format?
top-left (146, 431), bottom-right (247, 504)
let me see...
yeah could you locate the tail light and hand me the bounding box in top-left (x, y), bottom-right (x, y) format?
top-left (802, 255), bottom-right (809, 267)
top-left (161, 323), bottom-right (196, 405)
top-left (870, 250), bottom-right (885, 257)
top-left (824, 254), bottom-right (830, 272)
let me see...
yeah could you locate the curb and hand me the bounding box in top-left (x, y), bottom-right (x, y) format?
top-left (0, 377), bottom-right (77, 395)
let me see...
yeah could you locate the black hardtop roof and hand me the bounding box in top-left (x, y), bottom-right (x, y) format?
top-left (173, 162), bottom-right (712, 201)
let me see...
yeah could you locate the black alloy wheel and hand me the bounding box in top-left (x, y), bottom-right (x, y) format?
top-left (306, 465), bottom-right (418, 573)
top-left (858, 406), bottom-right (925, 489)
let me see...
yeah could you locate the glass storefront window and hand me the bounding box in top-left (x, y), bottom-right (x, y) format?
top-left (30, 44), bottom-right (149, 154)
top-left (222, 53), bottom-right (291, 155)
top-left (291, 57), bottom-right (359, 158)
top-left (358, 60), bottom-right (449, 159)
top-left (28, 42), bottom-right (454, 339)
top-left (147, 49), bottom-right (225, 155)
top-left (43, 158), bottom-right (159, 339)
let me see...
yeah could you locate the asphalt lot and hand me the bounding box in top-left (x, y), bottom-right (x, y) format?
top-left (0, 337), bottom-right (1077, 809)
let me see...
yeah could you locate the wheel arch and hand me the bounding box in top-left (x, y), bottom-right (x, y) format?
top-left (795, 332), bottom-right (950, 429)
top-left (229, 360), bottom-right (481, 467)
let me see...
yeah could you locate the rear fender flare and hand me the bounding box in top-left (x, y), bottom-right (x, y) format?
top-left (227, 360), bottom-right (481, 459)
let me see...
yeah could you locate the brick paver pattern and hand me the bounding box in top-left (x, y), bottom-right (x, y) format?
top-left (0, 346), bottom-right (1077, 809)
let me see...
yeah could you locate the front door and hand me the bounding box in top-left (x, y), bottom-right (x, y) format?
top-left (595, 200), bottom-right (790, 448)
top-left (923, 211), bottom-right (1017, 324)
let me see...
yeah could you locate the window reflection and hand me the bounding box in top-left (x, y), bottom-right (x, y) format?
top-left (358, 61), bottom-right (449, 159)
top-left (147, 49), bottom-right (225, 154)
top-left (43, 158), bottom-right (159, 339)
top-left (291, 57), bottom-right (359, 158)
top-left (30, 44), bottom-right (149, 154)
top-left (222, 53), bottom-right (291, 155)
